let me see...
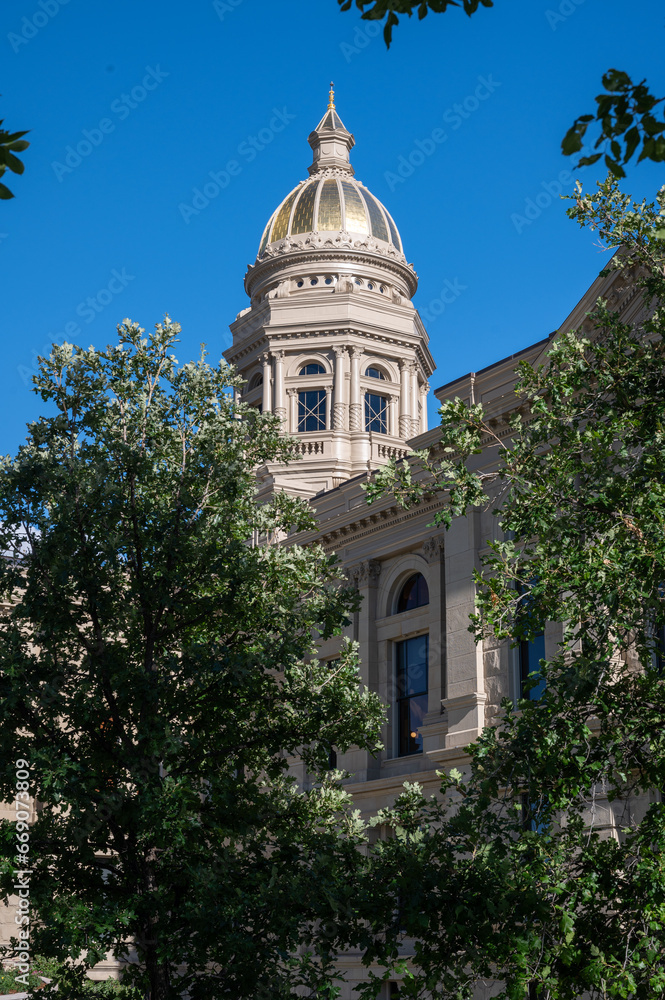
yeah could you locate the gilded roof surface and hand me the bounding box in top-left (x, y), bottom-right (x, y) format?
top-left (257, 176), bottom-right (403, 257)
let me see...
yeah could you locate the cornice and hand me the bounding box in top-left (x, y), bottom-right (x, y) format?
top-left (245, 243), bottom-right (418, 299)
top-left (226, 325), bottom-right (435, 377)
top-left (318, 498), bottom-right (443, 555)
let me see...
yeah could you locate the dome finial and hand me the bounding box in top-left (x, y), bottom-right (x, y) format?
top-left (328, 81), bottom-right (335, 110)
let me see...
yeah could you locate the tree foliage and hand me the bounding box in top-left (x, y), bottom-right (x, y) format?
top-left (336, 3), bottom-right (665, 174)
top-left (337, 0), bottom-right (493, 46)
top-left (0, 318), bottom-right (384, 1000)
top-left (0, 115), bottom-right (29, 200)
top-left (360, 177), bottom-right (665, 998)
top-left (562, 70), bottom-right (665, 178)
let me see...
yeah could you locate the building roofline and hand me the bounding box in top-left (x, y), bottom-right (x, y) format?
top-left (434, 332), bottom-right (554, 396)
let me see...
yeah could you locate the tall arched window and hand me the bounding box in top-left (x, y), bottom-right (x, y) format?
top-left (365, 365), bottom-right (386, 380)
top-left (299, 363), bottom-right (326, 375)
top-left (396, 573), bottom-right (429, 613)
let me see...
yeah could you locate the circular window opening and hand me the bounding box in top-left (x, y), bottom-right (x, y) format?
top-left (297, 280), bottom-right (304, 288)
top-left (396, 573), bottom-right (429, 613)
top-left (355, 279), bottom-right (362, 286)
top-left (367, 282), bottom-right (374, 290)
top-left (325, 277), bottom-right (334, 285)
top-left (310, 278), bottom-right (318, 286)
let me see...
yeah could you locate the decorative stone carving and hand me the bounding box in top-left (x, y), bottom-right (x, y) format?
top-left (333, 402), bottom-right (346, 430)
top-left (346, 559), bottom-right (381, 588)
top-left (422, 535), bottom-right (445, 563)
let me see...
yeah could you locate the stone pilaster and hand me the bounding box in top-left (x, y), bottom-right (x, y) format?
top-left (273, 351), bottom-right (286, 425)
top-left (261, 353), bottom-right (272, 413)
top-left (349, 347), bottom-right (362, 431)
top-left (410, 365), bottom-right (419, 437)
top-left (399, 360), bottom-right (411, 438)
top-left (333, 346), bottom-right (347, 431)
top-left (287, 387), bottom-right (298, 433)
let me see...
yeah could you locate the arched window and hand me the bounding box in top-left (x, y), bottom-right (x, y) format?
top-left (365, 365), bottom-right (386, 379)
top-left (248, 373), bottom-right (263, 390)
top-left (299, 363), bottom-right (326, 375)
top-left (397, 573), bottom-right (429, 613)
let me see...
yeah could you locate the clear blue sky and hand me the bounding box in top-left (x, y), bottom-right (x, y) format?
top-left (2, 0), bottom-right (664, 452)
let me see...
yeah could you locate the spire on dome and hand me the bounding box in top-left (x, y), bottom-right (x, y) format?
top-left (308, 85), bottom-right (355, 176)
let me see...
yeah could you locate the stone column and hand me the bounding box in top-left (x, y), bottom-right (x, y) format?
top-left (410, 366), bottom-right (420, 437)
top-left (333, 346), bottom-right (347, 431)
top-left (325, 386), bottom-right (332, 430)
top-left (399, 360), bottom-right (411, 438)
top-left (420, 382), bottom-right (429, 433)
top-left (273, 351), bottom-right (286, 425)
top-left (349, 347), bottom-right (362, 431)
top-left (287, 387), bottom-right (298, 433)
top-left (389, 394), bottom-right (399, 437)
top-left (261, 353), bottom-right (271, 413)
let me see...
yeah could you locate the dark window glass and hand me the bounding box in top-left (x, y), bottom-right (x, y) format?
top-left (298, 390), bottom-right (326, 432)
top-left (365, 366), bottom-right (385, 379)
top-left (654, 624), bottom-right (665, 674)
top-left (397, 573), bottom-right (429, 613)
top-left (365, 392), bottom-right (387, 433)
top-left (396, 634), bottom-right (428, 756)
top-left (299, 363), bottom-right (326, 375)
top-left (520, 632), bottom-right (546, 700)
top-left (249, 373), bottom-right (263, 389)
top-left (517, 583), bottom-right (546, 701)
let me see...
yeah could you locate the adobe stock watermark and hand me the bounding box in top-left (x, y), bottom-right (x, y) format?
top-left (510, 170), bottom-right (574, 234)
top-left (546, 0), bottom-right (586, 31)
top-left (10, 759), bottom-right (32, 988)
top-left (178, 107), bottom-right (296, 224)
top-left (51, 65), bottom-right (169, 182)
top-left (213, 0), bottom-right (243, 20)
top-left (384, 75), bottom-right (500, 192)
top-left (418, 278), bottom-right (467, 326)
top-left (18, 267), bottom-right (135, 387)
top-left (339, 18), bottom-right (382, 63)
top-left (8, 0), bottom-right (71, 54)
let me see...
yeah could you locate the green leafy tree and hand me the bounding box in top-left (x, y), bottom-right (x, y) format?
top-left (0, 318), bottom-right (384, 1000)
top-left (562, 70), bottom-right (665, 178)
top-left (359, 178), bottom-right (665, 998)
top-left (336, 2), bottom-right (665, 175)
top-left (337, 0), bottom-right (493, 46)
top-left (0, 114), bottom-right (29, 200)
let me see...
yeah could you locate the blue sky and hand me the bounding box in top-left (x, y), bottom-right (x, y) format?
top-left (2, 0), bottom-right (664, 452)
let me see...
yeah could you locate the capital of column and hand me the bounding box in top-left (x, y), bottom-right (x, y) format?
top-left (286, 387), bottom-right (298, 397)
top-left (422, 535), bottom-right (445, 563)
top-left (347, 559), bottom-right (381, 588)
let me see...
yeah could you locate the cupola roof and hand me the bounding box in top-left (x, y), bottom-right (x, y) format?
top-left (255, 86), bottom-right (405, 262)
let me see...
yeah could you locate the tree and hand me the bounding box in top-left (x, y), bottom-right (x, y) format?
top-left (0, 318), bottom-right (384, 1000)
top-left (337, 1), bottom-right (665, 175)
top-left (359, 178), bottom-right (665, 998)
top-left (0, 114), bottom-right (29, 200)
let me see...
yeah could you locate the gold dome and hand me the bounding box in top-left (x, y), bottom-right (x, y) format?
top-left (257, 175), bottom-right (403, 258)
